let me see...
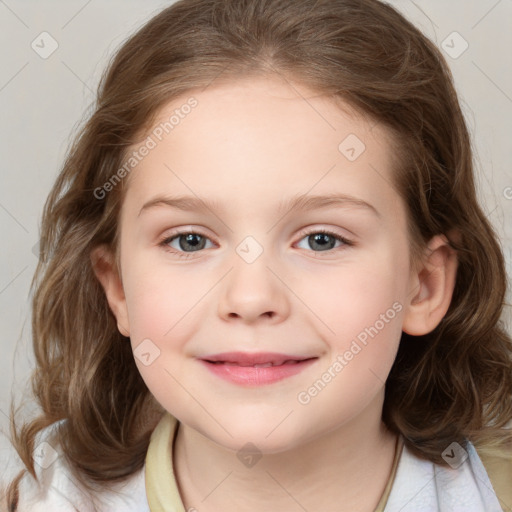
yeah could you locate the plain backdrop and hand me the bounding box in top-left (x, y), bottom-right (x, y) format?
top-left (0, 0), bottom-right (511, 436)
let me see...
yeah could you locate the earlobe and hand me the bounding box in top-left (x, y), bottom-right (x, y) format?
top-left (90, 245), bottom-right (130, 337)
top-left (402, 234), bottom-right (458, 336)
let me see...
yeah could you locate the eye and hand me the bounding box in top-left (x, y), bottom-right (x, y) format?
top-left (158, 228), bottom-right (354, 259)
top-left (295, 228), bottom-right (353, 253)
top-left (159, 231), bottom-right (215, 258)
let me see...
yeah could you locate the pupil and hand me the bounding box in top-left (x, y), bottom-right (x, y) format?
top-left (180, 234), bottom-right (204, 251)
top-left (310, 233), bottom-right (335, 251)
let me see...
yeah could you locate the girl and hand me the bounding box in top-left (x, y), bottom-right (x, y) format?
top-left (3, 0), bottom-right (512, 510)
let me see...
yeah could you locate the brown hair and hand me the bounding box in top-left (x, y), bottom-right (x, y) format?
top-left (6, 0), bottom-right (512, 505)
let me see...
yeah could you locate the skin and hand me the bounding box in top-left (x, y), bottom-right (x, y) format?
top-left (91, 75), bottom-right (458, 511)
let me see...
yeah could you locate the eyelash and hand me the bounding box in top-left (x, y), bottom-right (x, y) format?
top-left (158, 228), bottom-right (354, 259)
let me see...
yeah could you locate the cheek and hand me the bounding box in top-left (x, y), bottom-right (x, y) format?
top-left (122, 262), bottom-right (204, 393)
top-left (123, 260), bottom-right (197, 338)
top-left (302, 250), bottom-right (407, 334)
top-left (296, 274), bottom-right (405, 423)
top-left (125, 273), bottom-right (193, 409)
top-left (297, 246), bottom-right (408, 390)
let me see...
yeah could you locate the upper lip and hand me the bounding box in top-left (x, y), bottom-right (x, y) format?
top-left (200, 352), bottom-right (316, 366)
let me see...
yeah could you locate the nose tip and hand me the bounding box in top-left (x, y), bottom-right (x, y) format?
top-left (218, 260), bottom-right (289, 325)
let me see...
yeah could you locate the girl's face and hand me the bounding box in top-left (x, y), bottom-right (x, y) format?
top-left (107, 76), bottom-right (420, 452)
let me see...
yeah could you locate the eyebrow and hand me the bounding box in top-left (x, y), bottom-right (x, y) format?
top-left (138, 192), bottom-right (381, 218)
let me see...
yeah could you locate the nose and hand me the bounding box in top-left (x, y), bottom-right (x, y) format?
top-left (217, 248), bottom-right (291, 325)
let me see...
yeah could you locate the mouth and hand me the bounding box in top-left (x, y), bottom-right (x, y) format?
top-left (208, 359), bottom-right (307, 367)
top-left (201, 351), bottom-right (316, 365)
top-left (199, 352), bottom-right (318, 386)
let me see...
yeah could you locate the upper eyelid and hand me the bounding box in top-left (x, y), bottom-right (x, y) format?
top-left (162, 226), bottom-right (353, 246)
top-left (162, 228), bottom-right (216, 243)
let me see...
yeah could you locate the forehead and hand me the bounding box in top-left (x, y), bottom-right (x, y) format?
top-left (121, 75), bottom-right (401, 219)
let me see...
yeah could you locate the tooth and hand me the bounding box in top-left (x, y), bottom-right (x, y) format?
top-left (212, 360), bottom-right (307, 367)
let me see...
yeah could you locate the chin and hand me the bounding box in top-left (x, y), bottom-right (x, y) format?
top-left (204, 419), bottom-right (307, 455)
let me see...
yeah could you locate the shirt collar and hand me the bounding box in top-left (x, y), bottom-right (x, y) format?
top-left (145, 413), bottom-right (185, 512)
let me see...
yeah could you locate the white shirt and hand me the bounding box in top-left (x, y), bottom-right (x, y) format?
top-left (1, 416), bottom-right (507, 512)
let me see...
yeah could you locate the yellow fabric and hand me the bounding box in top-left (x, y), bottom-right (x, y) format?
top-left (145, 413), bottom-right (405, 512)
top-left (374, 433), bottom-right (404, 512)
top-left (475, 442), bottom-right (512, 512)
top-left (145, 413), bottom-right (185, 512)
top-left (145, 413), bottom-right (511, 512)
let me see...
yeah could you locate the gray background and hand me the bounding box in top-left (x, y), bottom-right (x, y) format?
top-left (0, 0), bottom-right (511, 435)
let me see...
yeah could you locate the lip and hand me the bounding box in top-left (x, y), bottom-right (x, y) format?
top-left (199, 352), bottom-right (318, 386)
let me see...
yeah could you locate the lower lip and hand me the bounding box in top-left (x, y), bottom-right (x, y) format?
top-left (199, 359), bottom-right (317, 386)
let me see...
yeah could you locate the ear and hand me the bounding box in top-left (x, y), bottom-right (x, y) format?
top-left (90, 244), bottom-right (130, 337)
top-left (402, 234), bottom-right (458, 336)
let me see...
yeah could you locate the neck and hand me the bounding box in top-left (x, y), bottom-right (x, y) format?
top-left (173, 392), bottom-right (398, 512)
